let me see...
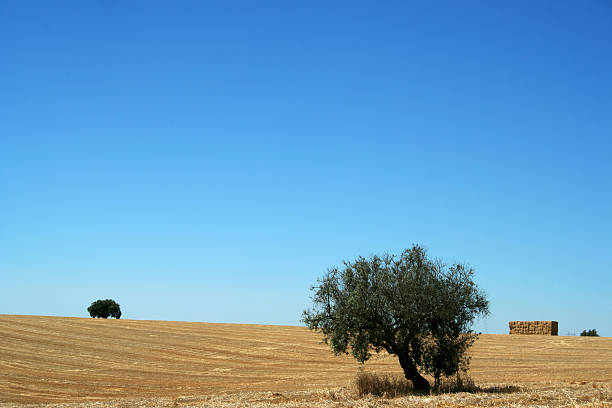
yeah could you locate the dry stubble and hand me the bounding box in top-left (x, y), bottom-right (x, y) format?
top-left (0, 315), bottom-right (610, 407)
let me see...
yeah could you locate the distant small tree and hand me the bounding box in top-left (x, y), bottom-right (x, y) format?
top-left (580, 329), bottom-right (599, 337)
top-left (302, 245), bottom-right (489, 391)
top-left (88, 299), bottom-right (122, 319)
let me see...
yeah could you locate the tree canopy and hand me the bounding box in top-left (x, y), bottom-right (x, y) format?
top-left (87, 299), bottom-right (122, 319)
top-left (302, 245), bottom-right (489, 390)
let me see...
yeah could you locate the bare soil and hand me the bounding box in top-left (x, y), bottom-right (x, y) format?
top-left (1, 315), bottom-right (610, 407)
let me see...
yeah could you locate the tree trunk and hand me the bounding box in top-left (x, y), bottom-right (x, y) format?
top-left (397, 352), bottom-right (431, 391)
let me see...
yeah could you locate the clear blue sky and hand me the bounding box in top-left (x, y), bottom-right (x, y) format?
top-left (1, 1), bottom-right (611, 336)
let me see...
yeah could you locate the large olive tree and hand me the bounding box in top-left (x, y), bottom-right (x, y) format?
top-left (302, 245), bottom-right (489, 390)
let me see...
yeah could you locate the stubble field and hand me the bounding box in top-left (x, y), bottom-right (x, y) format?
top-left (0, 315), bottom-right (610, 407)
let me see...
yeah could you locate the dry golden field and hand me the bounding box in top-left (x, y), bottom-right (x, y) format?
top-left (0, 315), bottom-right (610, 407)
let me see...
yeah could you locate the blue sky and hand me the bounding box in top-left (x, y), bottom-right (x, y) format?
top-left (1, 1), bottom-right (611, 336)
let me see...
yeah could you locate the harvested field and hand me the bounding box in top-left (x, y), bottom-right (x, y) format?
top-left (0, 315), bottom-right (610, 407)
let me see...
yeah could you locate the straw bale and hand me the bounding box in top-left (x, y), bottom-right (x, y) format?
top-left (508, 320), bottom-right (558, 335)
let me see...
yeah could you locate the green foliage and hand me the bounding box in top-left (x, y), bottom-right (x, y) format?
top-left (302, 245), bottom-right (489, 390)
top-left (580, 329), bottom-right (599, 337)
top-left (87, 299), bottom-right (122, 319)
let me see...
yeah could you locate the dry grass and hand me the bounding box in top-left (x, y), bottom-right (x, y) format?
top-left (0, 314), bottom-right (610, 407)
top-left (354, 370), bottom-right (415, 397)
top-left (355, 370), bottom-right (524, 397)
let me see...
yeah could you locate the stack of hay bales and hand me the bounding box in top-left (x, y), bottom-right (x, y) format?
top-left (509, 321), bottom-right (558, 335)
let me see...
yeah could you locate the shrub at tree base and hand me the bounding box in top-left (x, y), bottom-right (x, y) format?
top-left (302, 245), bottom-right (489, 391)
top-left (355, 371), bottom-right (482, 397)
top-left (355, 371), bottom-right (413, 397)
top-left (87, 299), bottom-right (122, 319)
